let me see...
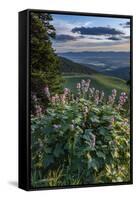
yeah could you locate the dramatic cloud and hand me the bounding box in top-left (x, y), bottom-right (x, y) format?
top-left (72, 26), bottom-right (124, 36)
top-left (55, 34), bottom-right (84, 42)
top-left (55, 34), bottom-right (77, 42)
top-left (120, 21), bottom-right (130, 28)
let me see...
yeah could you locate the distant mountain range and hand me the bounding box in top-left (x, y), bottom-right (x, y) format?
top-left (58, 51), bottom-right (130, 80)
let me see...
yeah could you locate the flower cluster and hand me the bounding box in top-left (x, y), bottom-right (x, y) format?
top-left (76, 79), bottom-right (91, 96)
top-left (32, 78), bottom-right (128, 116)
top-left (49, 88), bottom-right (70, 105)
top-left (89, 87), bottom-right (95, 97)
top-left (108, 89), bottom-right (117, 105)
top-left (100, 90), bottom-right (105, 102)
top-left (94, 90), bottom-right (100, 105)
top-left (32, 94), bottom-right (38, 103)
top-left (35, 105), bottom-right (42, 116)
top-left (81, 79), bottom-right (91, 93)
top-left (108, 116), bottom-right (115, 129)
top-left (76, 83), bottom-right (81, 89)
top-left (119, 92), bottom-right (128, 106)
top-left (44, 86), bottom-right (50, 98)
top-left (32, 93), bottom-right (43, 116)
top-left (53, 124), bottom-right (61, 129)
top-left (64, 88), bottom-right (70, 95)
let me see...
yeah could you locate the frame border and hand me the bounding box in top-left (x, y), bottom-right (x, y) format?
top-left (19, 9), bottom-right (133, 191)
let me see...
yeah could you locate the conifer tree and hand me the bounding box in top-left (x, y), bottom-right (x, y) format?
top-left (30, 12), bottom-right (63, 113)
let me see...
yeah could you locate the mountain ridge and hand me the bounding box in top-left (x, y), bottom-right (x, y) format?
top-left (59, 56), bottom-right (97, 75)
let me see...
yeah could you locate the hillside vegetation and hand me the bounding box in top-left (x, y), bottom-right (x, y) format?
top-left (59, 56), bottom-right (97, 75)
top-left (63, 73), bottom-right (128, 96)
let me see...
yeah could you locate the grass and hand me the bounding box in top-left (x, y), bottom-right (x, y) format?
top-left (62, 73), bottom-right (129, 96)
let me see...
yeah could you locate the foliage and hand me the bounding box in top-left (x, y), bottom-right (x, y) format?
top-left (30, 12), bottom-right (64, 114)
top-left (31, 79), bottom-right (130, 187)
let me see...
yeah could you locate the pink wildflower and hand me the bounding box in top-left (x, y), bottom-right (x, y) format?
top-left (53, 124), bottom-right (61, 129)
top-left (112, 89), bottom-right (117, 97)
top-left (64, 88), bottom-right (70, 95)
top-left (83, 106), bottom-right (89, 114)
top-left (44, 86), bottom-right (50, 98)
top-left (32, 94), bottom-right (38, 102)
top-left (76, 83), bottom-right (81, 89)
top-left (35, 105), bottom-right (42, 116)
top-left (118, 92), bottom-right (128, 106)
top-left (51, 96), bottom-right (56, 105)
top-left (60, 94), bottom-right (66, 104)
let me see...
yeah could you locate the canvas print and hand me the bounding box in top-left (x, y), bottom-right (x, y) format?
top-left (30, 11), bottom-right (132, 188)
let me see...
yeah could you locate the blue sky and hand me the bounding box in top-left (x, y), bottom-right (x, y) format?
top-left (51, 14), bottom-right (130, 53)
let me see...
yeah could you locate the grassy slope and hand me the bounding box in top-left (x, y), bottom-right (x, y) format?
top-left (63, 73), bottom-right (128, 96)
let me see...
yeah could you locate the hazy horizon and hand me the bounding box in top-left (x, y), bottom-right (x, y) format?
top-left (56, 50), bottom-right (130, 54)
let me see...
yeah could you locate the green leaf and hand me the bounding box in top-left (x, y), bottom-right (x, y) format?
top-left (99, 127), bottom-right (109, 135)
top-left (88, 158), bottom-right (98, 171)
top-left (44, 155), bottom-right (54, 167)
top-left (54, 144), bottom-right (64, 157)
top-left (101, 115), bottom-right (112, 122)
top-left (83, 129), bottom-right (93, 141)
top-left (46, 147), bottom-right (52, 154)
top-left (89, 114), bottom-right (100, 123)
top-left (85, 129), bottom-right (93, 135)
top-left (96, 151), bottom-right (106, 160)
top-left (74, 117), bottom-right (82, 124)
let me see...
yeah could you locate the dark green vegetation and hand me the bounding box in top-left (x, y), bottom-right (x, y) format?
top-left (31, 12), bottom-right (63, 113)
top-left (31, 85), bottom-right (130, 187)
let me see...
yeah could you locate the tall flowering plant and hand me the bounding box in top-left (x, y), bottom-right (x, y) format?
top-left (31, 79), bottom-right (130, 187)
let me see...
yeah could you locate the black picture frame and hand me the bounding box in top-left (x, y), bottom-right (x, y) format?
top-left (19, 9), bottom-right (133, 191)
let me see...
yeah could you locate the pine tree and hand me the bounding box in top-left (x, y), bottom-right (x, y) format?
top-left (30, 12), bottom-right (63, 113)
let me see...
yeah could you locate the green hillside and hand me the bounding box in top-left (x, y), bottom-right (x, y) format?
top-left (63, 73), bottom-right (129, 96)
top-left (59, 56), bottom-right (97, 74)
top-left (59, 56), bottom-right (128, 96)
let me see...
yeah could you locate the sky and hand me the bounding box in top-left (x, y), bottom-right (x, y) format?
top-left (50, 14), bottom-right (130, 53)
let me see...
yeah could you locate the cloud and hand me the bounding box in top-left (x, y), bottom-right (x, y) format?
top-left (54, 34), bottom-right (84, 42)
top-left (120, 21), bottom-right (130, 28)
top-left (55, 34), bottom-right (76, 42)
top-left (107, 36), bottom-right (122, 41)
top-left (123, 35), bottom-right (130, 39)
top-left (126, 21), bottom-right (130, 26)
top-left (71, 26), bottom-right (124, 36)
